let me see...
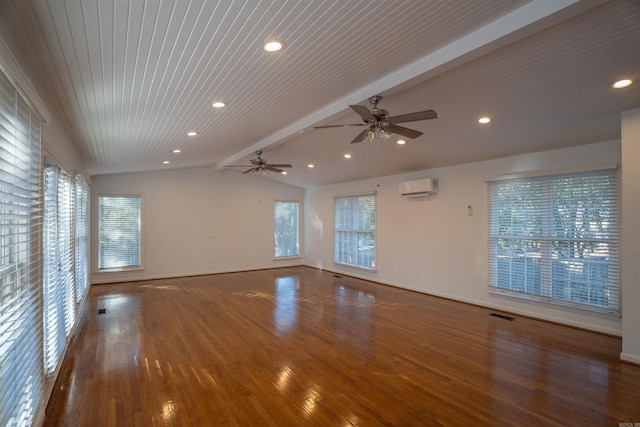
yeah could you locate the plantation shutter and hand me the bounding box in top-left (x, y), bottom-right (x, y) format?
top-left (0, 65), bottom-right (44, 426)
top-left (488, 168), bottom-right (619, 315)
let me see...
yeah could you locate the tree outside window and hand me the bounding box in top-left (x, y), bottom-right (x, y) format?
top-left (488, 169), bottom-right (619, 315)
top-left (334, 193), bottom-right (376, 270)
top-left (274, 201), bottom-right (299, 258)
top-left (98, 195), bottom-right (142, 270)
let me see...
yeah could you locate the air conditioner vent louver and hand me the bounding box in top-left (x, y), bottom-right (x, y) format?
top-left (398, 178), bottom-right (437, 197)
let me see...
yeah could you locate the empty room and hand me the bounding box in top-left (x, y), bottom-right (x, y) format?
top-left (1, 0), bottom-right (639, 426)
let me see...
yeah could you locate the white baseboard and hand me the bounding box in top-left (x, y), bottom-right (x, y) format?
top-left (620, 352), bottom-right (640, 365)
top-left (303, 263), bottom-right (622, 337)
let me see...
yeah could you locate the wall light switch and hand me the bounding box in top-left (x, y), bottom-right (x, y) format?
top-left (468, 205), bottom-right (473, 216)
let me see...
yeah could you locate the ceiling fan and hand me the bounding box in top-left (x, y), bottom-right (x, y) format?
top-left (224, 150), bottom-right (292, 175)
top-left (314, 95), bottom-right (437, 144)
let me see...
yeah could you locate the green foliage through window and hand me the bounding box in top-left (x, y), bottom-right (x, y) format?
top-left (334, 193), bottom-right (376, 270)
top-left (98, 195), bottom-right (142, 269)
top-left (274, 201), bottom-right (299, 258)
top-left (488, 169), bottom-right (619, 315)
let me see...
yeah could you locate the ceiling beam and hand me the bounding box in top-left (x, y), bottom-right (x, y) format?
top-left (212, 0), bottom-right (606, 171)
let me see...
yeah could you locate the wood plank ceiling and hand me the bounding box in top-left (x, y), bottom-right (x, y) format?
top-left (0, 0), bottom-right (638, 186)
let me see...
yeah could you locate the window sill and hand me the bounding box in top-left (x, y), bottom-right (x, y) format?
top-left (489, 287), bottom-right (621, 319)
top-left (96, 266), bottom-right (145, 274)
top-left (334, 261), bottom-right (377, 273)
top-left (273, 255), bottom-right (302, 261)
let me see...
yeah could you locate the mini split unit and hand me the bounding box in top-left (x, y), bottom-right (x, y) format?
top-left (398, 178), bottom-right (438, 197)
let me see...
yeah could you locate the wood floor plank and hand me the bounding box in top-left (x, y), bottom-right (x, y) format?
top-left (44, 267), bottom-right (640, 426)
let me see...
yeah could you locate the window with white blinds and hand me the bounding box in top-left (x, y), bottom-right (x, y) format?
top-left (43, 164), bottom-right (75, 374)
top-left (334, 193), bottom-right (376, 270)
top-left (274, 201), bottom-right (300, 258)
top-left (487, 168), bottom-right (619, 315)
top-left (98, 194), bottom-right (142, 270)
top-left (0, 66), bottom-right (44, 426)
top-left (75, 174), bottom-right (89, 301)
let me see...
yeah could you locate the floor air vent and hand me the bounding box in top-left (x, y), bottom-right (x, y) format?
top-left (332, 274), bottom-right (342, 278)
top-left (490, 313), bottom-right (515, 321)
top-left (97, 308), bottom-right (106, 315)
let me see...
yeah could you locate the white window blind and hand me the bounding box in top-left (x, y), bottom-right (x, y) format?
top-left (0, 65), bottom-right (44, 426)
top-left (274, 201), bottom-right (299, 258)
top-left (43, 164), bottom-right (75, 374)
top-left (334, 193), bottom-right (376, 270)
top-left (98, 194), bottom-right (142, 270)
top-left (488, 169), bottom-right (619, 315)
top-left (74, 174), bottom-right (89, 301)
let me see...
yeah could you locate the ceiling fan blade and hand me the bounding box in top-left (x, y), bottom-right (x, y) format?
top-left (349, 104), bottom-right (375, 121)
top-left (242, 168), bottom-right (257, 174)
top-left (314, 123), bottom-right (366, 129)
top-left (266, 166), bottom-right (284, 173)
top-left (225, 165), bottom-right (254, 167)
top-left (268, 163), bottom-right (292, 168)
top-left (388, 110), bottom-right (438, 123)
top-left (351, 128), bottom-right (371, 144)
top-left (385, 124), bottom-right (423, 139)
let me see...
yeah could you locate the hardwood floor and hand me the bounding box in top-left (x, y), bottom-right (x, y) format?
top-left (44, 267), bottom-right (640, 426)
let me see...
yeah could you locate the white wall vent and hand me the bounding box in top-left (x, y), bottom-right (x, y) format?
top-left (398, 178), bottom-right (438, 197)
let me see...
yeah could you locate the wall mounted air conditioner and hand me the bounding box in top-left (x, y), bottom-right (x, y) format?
top-left (398, 178), bottom-right (438, 197)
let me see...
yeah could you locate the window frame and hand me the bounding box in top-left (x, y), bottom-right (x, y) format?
top-left (487, 167), bottom-right (619, 316)
top-left (74, 174), bottom-right (89, 300)
top-left (97, 193), bottom-right (144, 272)
top-left (43, 163), bottom-right (76, 374)
top-left (333, 192), bottom-right (377, 271)
top-left (0, 62), bottom-right (45, 427)
top-left (274, 200), bottom-right (300, 259)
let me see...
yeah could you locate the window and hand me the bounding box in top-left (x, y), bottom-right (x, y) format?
top-left (334, 193), bottom-right (376, 270)
top-left (0, 66), bottom-right (44, 426)
top-left (43, 164), bottom-right (76, 374)
top-left (98, 194), bottom-right (142, 270)
top-left (488, 168), bottom-right (619, 315)
top-left (75, 174), bottom-right (89, 301)
top-left (274, 201), bottom-right (299, 258)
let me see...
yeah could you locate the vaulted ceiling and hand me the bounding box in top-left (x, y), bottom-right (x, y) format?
top-left (1, 0), bottom-right (638, 187)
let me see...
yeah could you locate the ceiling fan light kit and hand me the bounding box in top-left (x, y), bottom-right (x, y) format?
top-left (228, 96), bottom-right (438, 178)
top-left (314, 95), bottom-right (437, 143)
top-left (224, 150), bottom-right (292, 176)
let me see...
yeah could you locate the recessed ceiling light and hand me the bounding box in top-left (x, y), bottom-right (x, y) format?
top-left (396, 139), bottom-right (406, 145)
top-left (613, 79), bottom-right (632, 89)
top-left (212, 101), bottom-right (227, 108)
top-left (344, 154), bottom-right (351, 158)
top-left (264, 39), bottom-right (285, 52)
top-left (163, 161), bottom-right (170, 165)
top-left (478, 117), bottom-right (491, 124)
top-left (281, 171), bottom-right (288, 175)
top-left (307, 164), bottom-right (315, 168)
top-left (187, 131), bottom-right (197, 136)
top-left (173, 149), bottom-right (181, 154)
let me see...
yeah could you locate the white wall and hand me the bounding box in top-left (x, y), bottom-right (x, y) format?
top-left (90, 168), bottom-right (305, 284)
top-left (42, 121), bottom-right (88, 179)
top-left (621, 108), bottom-right (640, 364)
top-left (304, 140), bottom-right (623, 335)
